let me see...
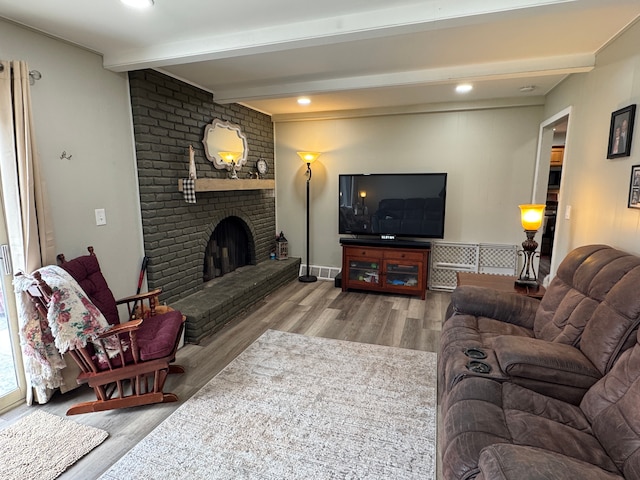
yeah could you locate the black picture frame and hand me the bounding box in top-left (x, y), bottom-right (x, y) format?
top-left (628, 165), bottom-right (640, 209)
top-left (607, 104), bottom-right (636, 159)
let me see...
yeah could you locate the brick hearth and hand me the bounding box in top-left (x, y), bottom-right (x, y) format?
top-left (173, 258), bottom-right (300, 343)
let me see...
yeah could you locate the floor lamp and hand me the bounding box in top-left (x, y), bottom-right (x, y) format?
top-left (297, 151), bottom-right (321, 283)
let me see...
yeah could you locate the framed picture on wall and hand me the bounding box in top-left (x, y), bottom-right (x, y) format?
top-left (628, 165), bottom-right (640, 209)
top-left (607, 104), bottom-right (636, 159)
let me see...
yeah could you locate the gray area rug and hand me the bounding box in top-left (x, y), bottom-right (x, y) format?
top-left (101, 330), bottom-right (437, 479)
top-left (0, 410), bottom-right (108, 480)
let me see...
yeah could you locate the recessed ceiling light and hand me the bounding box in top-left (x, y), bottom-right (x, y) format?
top-left (121, 0), bottom-right (154, 8)
top-left (297, 97), bottom-right (311, 106)
top-left (456, 84), bottom-right (473, 94)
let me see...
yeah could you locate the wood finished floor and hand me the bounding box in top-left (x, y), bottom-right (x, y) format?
top-left (0, 280), bottom-right (450, 480)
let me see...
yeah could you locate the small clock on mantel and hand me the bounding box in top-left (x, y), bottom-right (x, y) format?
top-left (256, 158), bottom-right (268, 178)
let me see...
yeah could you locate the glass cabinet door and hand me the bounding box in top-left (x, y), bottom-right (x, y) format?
top-left (348, 259), bottom-right (381, 286)
top-left (385, 262), bottom-right (420, 288)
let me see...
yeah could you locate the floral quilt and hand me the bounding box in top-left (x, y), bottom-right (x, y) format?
top-left (13, 265), bottom-right (111, 397)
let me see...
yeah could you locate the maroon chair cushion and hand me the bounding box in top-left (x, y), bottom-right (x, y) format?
top-left (94, 310), bottom-right (183, 370)
top-left (59, 254), bottom-right (120, 326)
top-left (136, 310), bottom-right (184, 361)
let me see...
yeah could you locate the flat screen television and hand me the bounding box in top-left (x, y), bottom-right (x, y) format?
top-left (339, 173), bottom-right (447, 239)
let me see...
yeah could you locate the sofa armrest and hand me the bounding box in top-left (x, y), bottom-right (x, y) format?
top-left (476, 444), bottom-right (623, 480)
top-left (448, 285), bottom-right (540, 329)
top-left (494, 336), bottom-right (602, 402)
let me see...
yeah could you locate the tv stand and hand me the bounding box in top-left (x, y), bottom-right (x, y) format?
top-left (340, 238), bottom-right (430, 299)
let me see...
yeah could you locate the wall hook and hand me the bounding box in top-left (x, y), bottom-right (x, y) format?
top-left (60, 151), bottom-right (72, 160)
top-left (29, 70), bottom-right (42, 85)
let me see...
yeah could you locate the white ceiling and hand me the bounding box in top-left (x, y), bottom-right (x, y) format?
top-left (1, 0), bottom-right (639, 120)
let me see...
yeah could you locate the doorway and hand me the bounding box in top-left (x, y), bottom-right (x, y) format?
top-left (532, 107), bottom-right (571, 282)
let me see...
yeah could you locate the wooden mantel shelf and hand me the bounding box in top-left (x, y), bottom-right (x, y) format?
top-left (178, 178), bottom-right (275, 192)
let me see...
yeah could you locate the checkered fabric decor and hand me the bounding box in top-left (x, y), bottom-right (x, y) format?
top-left (182, 178), bottom-right (196, 203)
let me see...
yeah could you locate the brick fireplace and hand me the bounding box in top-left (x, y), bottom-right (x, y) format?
top-left (203, 215), bottom-right (253, 282)
top-left (128, 70), bottom-right (299, 343)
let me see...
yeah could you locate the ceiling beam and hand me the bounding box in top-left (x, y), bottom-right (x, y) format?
top-left (103, 0), bottom-right (573, 71)
top-left (212, 53), bottom-right (594, 103)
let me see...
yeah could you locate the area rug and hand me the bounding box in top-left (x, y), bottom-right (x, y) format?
top-left (0, 410), bottom-right (108, 480)
top-left (101, 330), bottom-right (437, 479)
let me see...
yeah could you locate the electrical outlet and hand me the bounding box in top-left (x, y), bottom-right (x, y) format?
top-left (95, 208), bottom-right (107, 226)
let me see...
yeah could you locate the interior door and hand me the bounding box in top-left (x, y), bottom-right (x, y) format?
top-left (0, 204), bottom-right (26, 413)
top-left (532, 107), bottom-right (572, 282)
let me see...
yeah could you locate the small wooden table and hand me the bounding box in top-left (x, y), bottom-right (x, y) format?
top-left (456, 272), bottom-right (546, 299)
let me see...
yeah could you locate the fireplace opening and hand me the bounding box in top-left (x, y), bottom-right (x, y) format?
top-left (203, 216), bottom-right (252, 282)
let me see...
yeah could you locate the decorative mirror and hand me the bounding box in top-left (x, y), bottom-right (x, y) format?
top-left (202, 119), bottom-right (248, 170)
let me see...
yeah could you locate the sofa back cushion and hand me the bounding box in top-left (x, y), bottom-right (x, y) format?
top-left (402, 198), bottom-right (425, 219)
top-left (376, 198), bottom-right (405, 219)
top-left (533, 245), bottom-right (636, 345)
top-left (579, 258), bottom-right (640, 374)
top-left (581, 331), bottom-right (640, 476)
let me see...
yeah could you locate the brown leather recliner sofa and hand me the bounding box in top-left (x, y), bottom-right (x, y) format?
top-left (440, 244), bottom-right (640, 405)
top-left (439, 244), bottom-right (640, 480)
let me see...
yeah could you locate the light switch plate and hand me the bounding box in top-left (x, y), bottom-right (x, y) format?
top-left (564, 205), bottom-right (571, 220)
top-left (95, 208), bottom-right (107, 226)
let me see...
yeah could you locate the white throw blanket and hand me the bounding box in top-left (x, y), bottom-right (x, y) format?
top-left (13, 265), bottom-right (111, 399)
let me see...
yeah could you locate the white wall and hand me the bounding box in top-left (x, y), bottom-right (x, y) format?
top-left (275, 106), bottom-right (544, 269)
top-left (16, 10), bottom-right (637, 292)
top-left (0, 20), bottom-right (144, 299)
top-left (544, 20), bottom-right (640, 267)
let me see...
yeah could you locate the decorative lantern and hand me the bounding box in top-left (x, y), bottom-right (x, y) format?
top-left (276, 231), bottom-right (288, 260)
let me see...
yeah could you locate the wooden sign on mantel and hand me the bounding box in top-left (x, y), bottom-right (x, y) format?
top-left (178, 178), bottom-right (275, 192)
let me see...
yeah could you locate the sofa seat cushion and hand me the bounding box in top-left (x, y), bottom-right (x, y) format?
top-left (476, 444), bottom-right (624, 480)
top-left (441, 314), bottom-right (535, 349)
top-left (442, 378), bottom-right (621, 480)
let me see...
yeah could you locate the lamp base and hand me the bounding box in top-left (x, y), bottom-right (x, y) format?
top-left (514, 278), bottom-right (539, 289)
top-left (298, 274), bottom-right (318, 283)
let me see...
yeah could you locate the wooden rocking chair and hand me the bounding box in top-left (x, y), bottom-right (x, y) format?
top-left (20, 247), bottom-right (186, 415)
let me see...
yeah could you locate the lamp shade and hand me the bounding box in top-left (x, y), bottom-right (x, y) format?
top-left (297, 151), bottom-right (321, 164)
top-left (359, 191), bottom-right (367, 198)
top-left (519, 204), bottom-right (545, 231)
top-left (218, 151), bottom-right (241, 163)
